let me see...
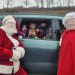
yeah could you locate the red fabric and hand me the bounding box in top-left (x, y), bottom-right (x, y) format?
top-left (0, 29), bottom-right (13, 65)
top-left (0, 28), bottom-right (24, 66)
top-left (12, 18), bottom-right (25, 48)
top-left (12, 34), bottom-right (24, 48)
top-left (0, 18), bottom-right (28, 75)
top-left (57, 30), bottom-right (75, 75)
top-left (14, 67), bottom-right (28, 75)
top-left (13, 18), bottom-right (21, 36)
top-left (0, 66), bottom-right (28, 75)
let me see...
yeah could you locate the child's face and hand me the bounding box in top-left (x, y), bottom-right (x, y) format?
top-left (22, 25), bottom-right (27, 31)
top-left (40, 23), bottom-right (46, 27)
top-left (30, 24), bottom-right (36, 29)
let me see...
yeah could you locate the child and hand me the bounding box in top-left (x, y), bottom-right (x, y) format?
top-left (38, 23), bottom-right (47, 39)
top-left (28, 23), bottom-right (37, 38)
top-left (20, 25), bottom-right (27, 38)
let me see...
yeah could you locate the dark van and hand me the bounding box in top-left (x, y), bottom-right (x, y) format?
top-left (0, 15), bottom-right (64, 75)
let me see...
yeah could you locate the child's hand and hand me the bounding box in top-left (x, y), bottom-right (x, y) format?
top-left (36, 29), bottom-right (40, 32)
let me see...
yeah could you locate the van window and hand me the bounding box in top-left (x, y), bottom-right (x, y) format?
top-left (51, 19), bottom-right (65, 41)
top-left (59, 19), bottom-right (65, 34)
top-left (20, 18), bottom-right (65, 41)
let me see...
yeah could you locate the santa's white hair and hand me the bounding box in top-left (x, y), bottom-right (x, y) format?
top-left (2, 15), bottom-right (16, 25)
top-left (63, 12), bottom-right (75, 29)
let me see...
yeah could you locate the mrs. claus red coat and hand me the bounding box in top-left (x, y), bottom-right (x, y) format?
top-left (57, 30), bottom-right (75, 75)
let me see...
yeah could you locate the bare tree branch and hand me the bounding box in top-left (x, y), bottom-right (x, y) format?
top-left (40, 0), bottom-right (44, 8)
top-left (34, 0), bottom-right (39, 8)
top-left (4, 0), bottom-right (13, 8)
top-left (23, 0), bottom-right (29, 8)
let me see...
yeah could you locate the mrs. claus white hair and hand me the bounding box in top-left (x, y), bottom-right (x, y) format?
top-left (63, 12), bottom-right (75, 30)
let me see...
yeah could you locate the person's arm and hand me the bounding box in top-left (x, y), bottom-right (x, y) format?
top-left (17, 40), bottom-right (25, 58)
top-left (10, 38), bottom-right (25, 61)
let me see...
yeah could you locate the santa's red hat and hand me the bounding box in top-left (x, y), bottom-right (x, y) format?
top-left (14, 17), bottom-right (21, 35)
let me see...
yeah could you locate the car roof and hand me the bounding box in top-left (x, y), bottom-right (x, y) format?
top-left (0, 14), bottom-right (63, 19)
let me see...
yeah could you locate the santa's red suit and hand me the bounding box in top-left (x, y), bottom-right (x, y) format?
top-left (0, 15), bottom-right (28, 75)
top-left (57, 12), bottom-right (75, 75)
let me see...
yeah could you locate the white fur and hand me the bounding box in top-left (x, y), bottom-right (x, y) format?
top-left (0, 63), bottom-right (20, 74)
top-left (0, 65), bottom-right (13, 74)
top-left (13, 61), bottom-right (20, 74)
top-left (0, 61), bottom-right (20, 74)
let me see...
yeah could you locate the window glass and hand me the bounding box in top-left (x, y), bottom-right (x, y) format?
top-left (20, 18), bottom-right (65, 41)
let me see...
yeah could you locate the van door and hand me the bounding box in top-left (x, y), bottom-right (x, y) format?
top-left (20, 18), bottom-right (63, 75)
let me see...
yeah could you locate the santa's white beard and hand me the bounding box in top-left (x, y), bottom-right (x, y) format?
top-left (6, 28), bottom-right (17, 35)
top-left (3, 26), bottom-right (17, 35)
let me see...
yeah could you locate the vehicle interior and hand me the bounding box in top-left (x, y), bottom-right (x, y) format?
top-left (20, 18), bottom-right (65, 41)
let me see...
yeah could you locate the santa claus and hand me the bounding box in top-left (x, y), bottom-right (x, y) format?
top-left (57, 12), bottom-right (75, 75)
top-left (0, 15), bottom-right (28, 75)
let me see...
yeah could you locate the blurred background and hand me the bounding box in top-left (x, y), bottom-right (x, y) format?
top-left (0, 0), bottom-right (75, 9)
top-left (0, 0), bottom-right (75, 16)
